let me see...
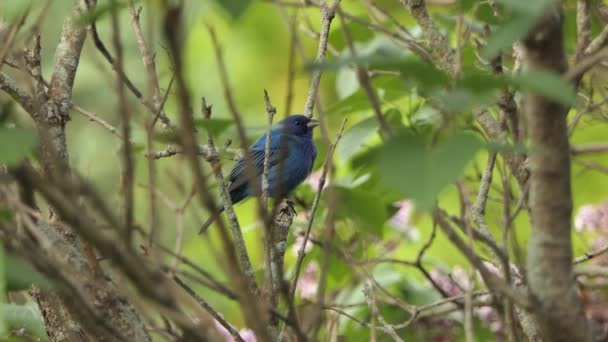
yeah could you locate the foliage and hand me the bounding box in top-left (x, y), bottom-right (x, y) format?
top-left (1, 0), bottom-right (608, 340)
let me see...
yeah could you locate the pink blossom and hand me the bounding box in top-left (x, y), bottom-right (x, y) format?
top-left (481, 261), bottom-right (522, 283)
top-left (238, 329), bottom-right (257, 342)
top-left (474, 305), bottom-right (502, 333)
top-left (389, 200), bottom-right (415, 232)
top-left (428, 266), bottom-right (470, 297)
top-left (575, 202), bottom-right (608, 232)
top-left (213, 320), bottom-right (258, 342)
top-left (291, 230), bottom-right (313, 257)
top-left (306, 170), bottom-right (327, 192)
top-left (297, 261), bottom-right (319, 299)
top-left (592, 235), bottom-right (608, 251)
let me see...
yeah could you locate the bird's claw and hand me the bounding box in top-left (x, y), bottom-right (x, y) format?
top-left (286, 199), bottom-right (297, 215)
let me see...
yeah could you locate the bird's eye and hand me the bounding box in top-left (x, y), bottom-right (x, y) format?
top-left (295, 121), bottom-right (301, 125)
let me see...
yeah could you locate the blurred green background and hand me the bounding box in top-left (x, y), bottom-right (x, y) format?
top-left (1, 0), bottom-right (608, 340)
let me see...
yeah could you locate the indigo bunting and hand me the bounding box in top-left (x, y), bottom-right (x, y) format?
top-left (199, 115), bottom-right (320, 233)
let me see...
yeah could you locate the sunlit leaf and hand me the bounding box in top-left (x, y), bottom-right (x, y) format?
top-left (0, 127), bottom-right (38, 166)
top-left (337, 116), bottom-right (379, 164)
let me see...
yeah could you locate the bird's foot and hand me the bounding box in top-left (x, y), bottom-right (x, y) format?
top-left (285, 199), bottom-right (297, 215)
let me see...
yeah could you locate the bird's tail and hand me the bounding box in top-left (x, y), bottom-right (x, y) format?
top-left (199, 205), bottom-right (225, 234)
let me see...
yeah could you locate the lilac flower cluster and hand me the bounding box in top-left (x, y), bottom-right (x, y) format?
top-left (575, 201), bottom-right (608, 232)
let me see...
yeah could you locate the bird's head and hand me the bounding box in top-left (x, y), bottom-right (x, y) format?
top-left (277, 115), bottom-right (320, 138)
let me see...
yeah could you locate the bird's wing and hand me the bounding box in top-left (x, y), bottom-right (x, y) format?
top-left (227, 143), bottom-right (284, 192)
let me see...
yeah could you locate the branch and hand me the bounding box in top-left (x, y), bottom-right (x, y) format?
top-left (399, 0), bottom-right (455, 73)
top-left (303, 0), bottom-right (339, 118)
top-left (110, 2), bottom-right (135, 242)
top-left (521, 8), bottom-right (594, 340)
top-left (73, 105), bottom-right (125, 140)
top-left (87, 2), bottom-right (175, 129)
top-left (575, 0), bottom-right (592, 63)
top-left (290, 118), bottom-right (347, 300)
top-left (337, 7), bottom-right (392, 138)
top-left (162, 7), bottom-right (270, 340)
top-left (0, 72), bottom-right (38, 117)
top-left (571, 143), bottom-right (608, 155)
top-left (174, 277), bottom-right (245, 342)
top-left (433, 211), bottom-right (532, 310)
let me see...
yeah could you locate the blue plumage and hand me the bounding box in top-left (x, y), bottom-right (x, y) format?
top-left (199, 115), bottom-right (319, 233)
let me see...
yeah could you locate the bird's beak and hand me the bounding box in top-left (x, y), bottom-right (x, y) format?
top-left (307, 119), bottom-right (320, 128)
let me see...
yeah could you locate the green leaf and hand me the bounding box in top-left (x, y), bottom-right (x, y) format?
top-left (194, 118), bottom-right (234, 136)
top-left (334, 186), bottom-right (388, 235)
top-left (326, 76), bottom-right (408, 115)
top-left (376, 132), bottom-right (482, 210)
top-left (337, 117), bottom-right (379, 164)
top-left (328, 21), bottom-right (375, 52)
top-left (1, 303), bottom-right (47, 339)
top-left (215, 0), bottom-right (252, 20)
top-left (511, 71), bottom-right (577, 105)
top-left (0, 127), bottom-right (38, 166)
top-left (457, 73), bottom-right (508, 93)
top-left (410, 106), bottom-right (441, 128)
top-left (5, 254), bottom-right (50, 291)
top-left (481, 13), bottom-right (539, 59)
top-left (481, 0), bottom-right (553, 59)
top-left (493, 0), bottom-right (549, 14)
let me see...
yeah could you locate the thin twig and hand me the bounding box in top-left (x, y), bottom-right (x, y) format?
top-left (363, 283), bottom-right (403, 342)
top-left (73, 105), bottom-right (126, 141)
top-left (290, 118), bottom-right (347, 300)
top-left (110, 3), bottom-right (135, 243)
top-left (200, 98), bottom-right (259, 295)
top-left (303, 0), bottom-right (339, 118)
top-left (174, 277), bottom-right (245, 342)
top-left (87, 2), bottom-right (174, 129)
top-left (163, 6), bottom-right (269, 339)
top-left (208, 24), bottom-right (270, 233)
top-left (337, 7), bottom-right (392, 138)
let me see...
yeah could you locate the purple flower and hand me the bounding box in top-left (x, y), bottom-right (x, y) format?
top-left (389, 200), bottom-right (416, 232)
top-left (429, 266), bottom-right (470, 297)
top-left (297, 261), bottom-right (319, 299)
top-left (475, 305), bottom-right (502, 333)
top-left (213, 319), bottom-right (258, 342)
top-left (575, 202), bottom-right (608, 232)
top-left (291, 229), bottom-right (313, 256)
top-left (306, 170), bottom-right (327, 192)
top-left (238, 329), bottom-right (257, 342)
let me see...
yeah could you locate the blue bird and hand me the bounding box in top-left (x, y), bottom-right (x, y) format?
top-left (199, 114), bottom-right (320, 233)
